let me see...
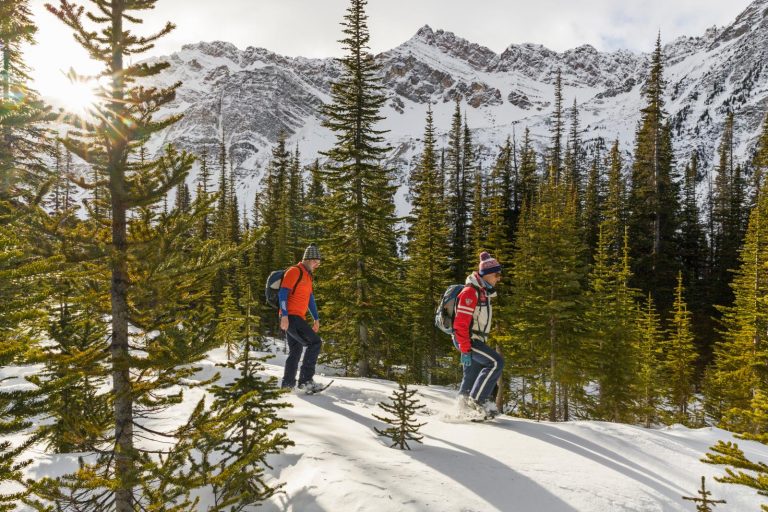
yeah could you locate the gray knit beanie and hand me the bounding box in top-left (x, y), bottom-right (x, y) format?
top-left (303, 243), bottom-right (322, 261)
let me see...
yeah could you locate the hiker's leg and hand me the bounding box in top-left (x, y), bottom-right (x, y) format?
top-left (281, 320), bottom-right (304, 387)
top-left (289, 316), bottom-right (323, 385)
top-left (469, 339), bottom-right (504, 403)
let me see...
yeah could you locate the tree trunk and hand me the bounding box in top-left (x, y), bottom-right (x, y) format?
top-left (109, 3), bottom-right (134, 510)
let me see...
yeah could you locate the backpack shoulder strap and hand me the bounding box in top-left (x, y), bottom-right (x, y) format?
top-left (292, 264), bottom-right (304, 293)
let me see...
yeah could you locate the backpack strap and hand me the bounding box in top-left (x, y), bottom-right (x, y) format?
top-left (291, 264), bottom-right (304, 294)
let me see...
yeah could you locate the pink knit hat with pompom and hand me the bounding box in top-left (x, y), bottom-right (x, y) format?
top-left (478, 251), bottom-right (502, 276)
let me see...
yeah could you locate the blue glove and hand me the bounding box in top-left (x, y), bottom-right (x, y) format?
top-left (461, 352), bottom-right (472, 367)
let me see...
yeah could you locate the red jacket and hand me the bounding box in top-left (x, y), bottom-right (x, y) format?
top-left (454, 272), bottom-right (494, 353)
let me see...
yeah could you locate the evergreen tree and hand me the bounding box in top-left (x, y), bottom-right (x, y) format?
top-left (705, 172), bottom-right (768, 433)
top-left (195, 290), bottom-right (293, 510)
top-left (704, 438), bottom-right (768, 511)
top-left (751, 113), bottom-right (768, 209)
top-left (0, 4), bottom-right (56, 507)
top-left (28, 2), bottom-right (243, 508)
top-left (286, 144), bottom-right (305, 261)
top-left (603, 139), bottom-right (627, 258)
top-left (404, 106), bottom-right (450, 383)
top-left (682, 476), bottom-right (726, 511)
top-left (665, 272), bottom-right (698, 424)
top-left (446, 99), bottom-right (470, 281)
top-left (317, 0), bottom-right (403, 377)
top-left (0, 0), bottom-right (52, 201)
top-left (196, 149), bottom-right (212, 240)
top-left (635, 292), bottom-right (665, 428)
top-left (26, 296), bottom-right (111, 453)
top-left (373, 380), bottom-right (427, 450)
top-left (549, 69), bottom-right (564, 183)
top-left (627, 35), bottom-right (680, 314)
top-left (304, 159), bottom-right (325, 242)
top-left (582, 139), bottom-right (604, 256)
top-left (679, 152), bottom-right (708, 321)
top-left (469, 164), bottom-right (485, 257)
top-left (711, 111), bottom-right (741, 314)
top-left (564, 98), bottom-right (583, 199)
top-left (584, 227), bottom-right (639, 422)
top-left (517, 127), bottom-right (539, 214)
top-left (509, 174), bottom-right (587, 421)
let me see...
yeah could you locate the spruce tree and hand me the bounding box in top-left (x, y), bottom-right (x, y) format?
top-left (549, 69), bottom-right (564, 183)
top-left (317, 0), bottom-right (402, 377)
top-left (706, 170), bottom-right (768, 433)
top-left (446, 99), bottom-right (469, 281)
top-left (404, 106), bottom-right (450, 383)
top-left (517, 127), bottom-right (538, 214)
top-left (682, 476), bottom-right (726, 511)
top-left (602, 139), bottom-right (626, 258)
top-left (665, 272), bottom-right (697, 424)
top-left (704, 438), bottom-right (768, 511)
top-left (635, 292), bottom-right (665, 428)
top-left (509, 174), bottom-right (587, 421)
top-left (0, 3), bottom-right (57, 506)
top-left (582, 139), bottom-right (604, 256)
top-left (564, 98), bottom-right (583, 199)
top-left (373, 380), bottom-right (427, 450)
top-left (627, 35), bottom-right (680, 314)
top-left (584, 227), bottom-right (639, 422)
top-left (712, 111), bottom-right (740, 313)
top-left (195, 294), bottom-right (293, 510)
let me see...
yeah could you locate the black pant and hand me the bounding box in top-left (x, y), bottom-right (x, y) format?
top-left (281, 315), bottom-right (322, 387)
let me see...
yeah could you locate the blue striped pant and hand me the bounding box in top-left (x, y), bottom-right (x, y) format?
top-left (454, 338), bottom-right (504, 403)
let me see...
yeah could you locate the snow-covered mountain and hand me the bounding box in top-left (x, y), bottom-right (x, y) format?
top-left (147, 0), bottom-right (768, 198)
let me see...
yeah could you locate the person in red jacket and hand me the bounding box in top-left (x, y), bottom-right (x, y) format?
top-left (279, 243), bottom-right (325, 393)
top-left (453, 251), bottom-right (504, 419)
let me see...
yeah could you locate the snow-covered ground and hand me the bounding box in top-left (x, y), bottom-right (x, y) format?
top-left (4, 340), bottom-right (767, 511)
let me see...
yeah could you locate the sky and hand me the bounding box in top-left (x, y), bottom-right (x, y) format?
top-left (25, 0), bottom-right (755, 107)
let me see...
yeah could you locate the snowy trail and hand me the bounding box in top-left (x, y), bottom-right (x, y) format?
top-left (4, 343), bottom-right (767, 511)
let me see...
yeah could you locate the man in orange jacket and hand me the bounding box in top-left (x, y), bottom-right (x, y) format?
top-left (279, 243), bottom-right (325, 393)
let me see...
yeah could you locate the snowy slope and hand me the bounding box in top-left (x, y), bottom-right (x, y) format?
top-left (5, 341), bottom-right (767, 511)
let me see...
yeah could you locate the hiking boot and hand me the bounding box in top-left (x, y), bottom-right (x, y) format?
top-left (482, 401), bottom-right (499, 418)
top-left (298, 380), bottom-right (324, 394)
top-left (458, 397), bottom-right (487, 420)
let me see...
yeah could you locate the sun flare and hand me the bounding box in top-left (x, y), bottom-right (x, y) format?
top-left (59, 77), bottom-right (99, 117)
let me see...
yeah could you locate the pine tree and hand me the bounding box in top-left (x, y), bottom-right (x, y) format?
top-left (304, 159), bottom-right (325, 243)
top-left (705, 171), bottom-right (768, 433)
top-left (286, 144), bottom-right (305, 261)
top-left (704, 438), bottom-right (768, 511)
top-left (549, 69), bottom-right (564, 183)
top-left (603, 139), bottom-right (626, 258)
top-left (317, 0), bottom-right (403, 377)
top-left (0, 0), bottom-right (52, 202)
top-left (404, 106), bottom-right (450, 383)
top-left (582, 139), bottom-right (604, 256)
top-left (446, 99), bottom-right (469, 281)
top-left (682, 476), bottom-right (726, 511)
top-left (517, 127), bottom-right (539, 214)
top-left (665, 272), bottom-right (697, 424)
top-left (712, 111), bottom-right (741, 314)
top-left (373, 380), bottom-right (427, 450)
top-left (509, 174), bottom-right (587, 421)
top-left (195, 287), bottom-right (293, 510)
top-left (26, 297), bottom-right (111, 453)
top-left (28, 2), bottom-right (243, 508)
top-left (469, 164), bottom-right (485, 257)
top-left (635, 292), bottom-right (665, 428)
top-left (627, 35), bottom-right (680, 314)
top-left (679, 152), bottom-right (708, 329)
top-left (0, 4), bottom-right (57, 507)
top-left (584, 227), bottom-right (639, 422)
top-left (196, 148), bottom-right (212, 240)
top-left (564, 98), bottom-right (583, 199)
top-left (751, 113), bottom-right (768, 209)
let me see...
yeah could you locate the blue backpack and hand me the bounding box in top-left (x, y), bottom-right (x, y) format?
top-left (435, 284), bottom-right (468, 335)
top-left (265, 265), bottom-right (304, 309)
